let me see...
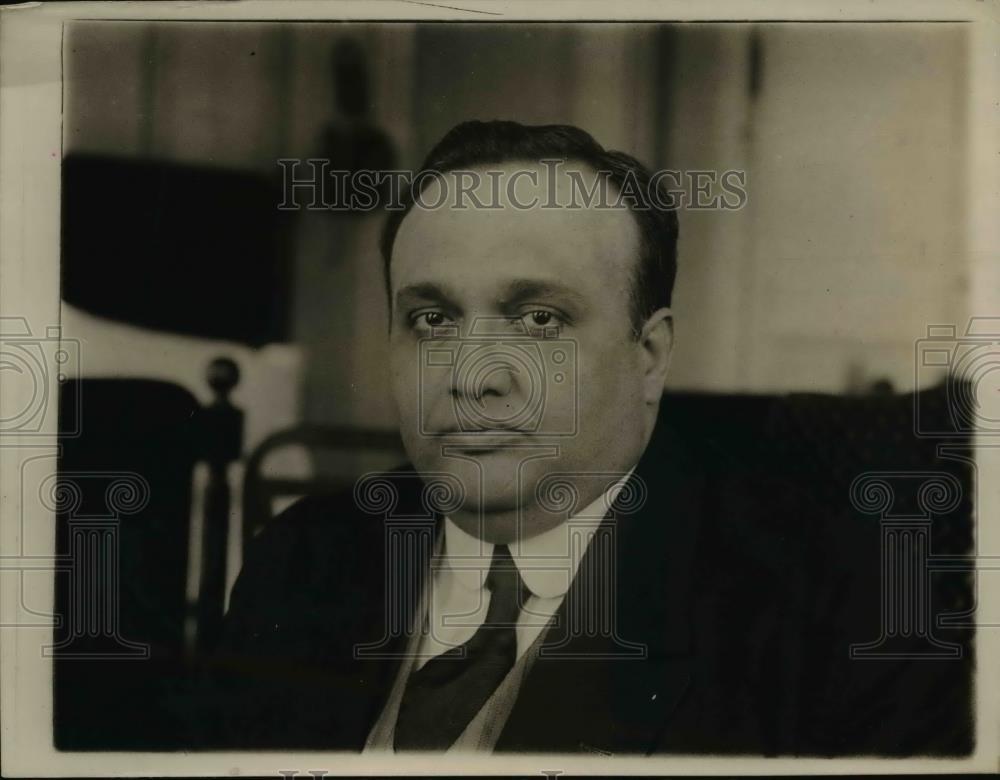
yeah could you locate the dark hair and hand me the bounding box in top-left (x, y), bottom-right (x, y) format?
top-left (380, 120), bottom-right (679, 334)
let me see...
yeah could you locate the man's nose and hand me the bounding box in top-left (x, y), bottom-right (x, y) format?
top-left (455, 360), bottom-right (515, 403)
top-left (451, 341), bottom-right (529, 407)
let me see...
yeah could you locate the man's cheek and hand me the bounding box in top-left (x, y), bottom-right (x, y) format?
top-left (389, 352), bottom-right (419, 424)
top-left (573, 348), bottom-right (627, 421)
top-left (540, 369), bottom-right (578, 434)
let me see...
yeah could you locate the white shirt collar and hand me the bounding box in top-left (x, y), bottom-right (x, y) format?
top-left (440, 468), bottom-right (635, 600)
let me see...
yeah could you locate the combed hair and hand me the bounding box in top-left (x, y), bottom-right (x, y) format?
top-left (380, 120), bottom-right (679, 334)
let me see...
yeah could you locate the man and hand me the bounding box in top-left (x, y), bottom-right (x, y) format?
top-left (206, 121), bottom-right (969, 755)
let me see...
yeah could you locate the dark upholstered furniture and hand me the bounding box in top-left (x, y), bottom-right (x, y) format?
top-left (54, 372), bottom-right (243, 750)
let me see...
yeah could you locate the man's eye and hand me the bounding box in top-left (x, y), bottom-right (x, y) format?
top-left (411, 311), bottom-right (454, 331)
top-left (520, 310), bottom-right (563, 332)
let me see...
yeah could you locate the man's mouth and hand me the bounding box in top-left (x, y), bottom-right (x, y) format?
top-left (432, 424), bottom-right (530, 435)
top-left (430, 428), bottom-right (533, 451)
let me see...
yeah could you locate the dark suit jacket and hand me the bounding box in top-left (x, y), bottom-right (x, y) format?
top-left (196, 416), bottom-right (973, 756)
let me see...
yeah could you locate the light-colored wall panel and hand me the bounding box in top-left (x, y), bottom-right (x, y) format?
top-left (665, 23), bottom-right (967, 394)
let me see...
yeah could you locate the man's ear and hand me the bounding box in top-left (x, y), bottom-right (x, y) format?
top-left (638, 307), bottom-right (673, 404)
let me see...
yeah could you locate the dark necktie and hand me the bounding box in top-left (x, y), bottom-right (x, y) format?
top-left (393, 543), bottom-right (525, 751)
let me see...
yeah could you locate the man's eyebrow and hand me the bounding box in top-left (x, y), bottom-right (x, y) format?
top-left (500, 279), bottom-right (587, 308)
top-left (394, 282), bottom-right (460, 310)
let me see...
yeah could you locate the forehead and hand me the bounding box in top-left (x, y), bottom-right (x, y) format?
top-left (390, 162), bottom-right (640, 300)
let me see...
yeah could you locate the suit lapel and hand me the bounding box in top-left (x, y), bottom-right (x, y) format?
top-left (495, 424), bottom-right (707, 754)
top-left (345, 472), bottom-right (443, 745)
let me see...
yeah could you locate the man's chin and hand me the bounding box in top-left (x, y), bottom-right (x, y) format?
top-left (453, 483), bottom-right (522, 517)
top-left (447, 502), bottom-right (557, 545)
top-left (439, 470), bottom-right (562, 543)
top-left (408, 443), bottom-right (570, 536)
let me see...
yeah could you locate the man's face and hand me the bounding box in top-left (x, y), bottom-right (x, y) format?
top-left (388, 162), bottom-right (657, 543)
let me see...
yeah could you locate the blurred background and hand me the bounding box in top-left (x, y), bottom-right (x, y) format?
top-left (64, 21), bottom-right (969, 417)
top-left (55, 20), bottom-right (977, 751)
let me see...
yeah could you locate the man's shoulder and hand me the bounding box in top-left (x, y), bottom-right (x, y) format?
top-left (248, 465), bottom-right (429, 554)
top-left (643, 419), bottom-right (811, 581)
top-left (230, 465), bottom-right (433, 614)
